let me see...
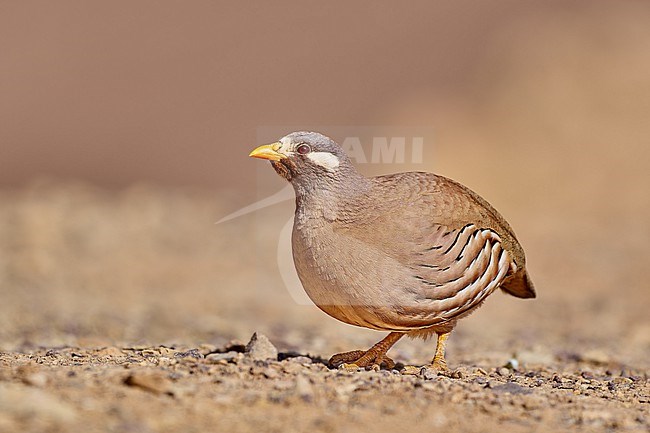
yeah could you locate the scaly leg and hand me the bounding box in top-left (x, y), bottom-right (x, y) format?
top-left (431, 331), bottom-right (450, 371)
top-left (401, 331), bottom-right (453, 375)
top-left (328, 332), bottom-right (403, 369)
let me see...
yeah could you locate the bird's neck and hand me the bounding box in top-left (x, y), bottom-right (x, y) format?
top-left (292, 170), bottom-right (370, 223)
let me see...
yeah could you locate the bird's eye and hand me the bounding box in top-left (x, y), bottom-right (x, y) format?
top-left (296, 144), bottom-right (311, 155)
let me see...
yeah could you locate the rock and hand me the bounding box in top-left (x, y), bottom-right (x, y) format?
top-left (174, 349), bottom-right (203, 359)
top-left (504, 358), bottom-right (519, 370)
top-left (124, 371), bottom-right (174, 396)
top-left (206, 351), bottom-right (242, 363)
top-left (611, 377), bottom-right (633, 385)
top-left (496, 367), bottom-right (510, 377)
top-left (244, 333), bottom-right (278, 362)
top-left (450, 368), bottom-right (466, 379)
top-left (262, 368), bottom-right (280, 379)
top-left (422, 368), bottom-right (440, 381)
top-left (474, 376), bottom-right (488, 385)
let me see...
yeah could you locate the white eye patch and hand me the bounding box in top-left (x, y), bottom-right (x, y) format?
top-left (306, 152), bottom-right (340, 171)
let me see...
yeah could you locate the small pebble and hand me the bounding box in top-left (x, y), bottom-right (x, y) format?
top-left (612, 377), bottom-right (633, 385)
top-left (422, 368), bottom-right (439, 381)
top-left (504, 358), bottom-right (519, 370)
top-left (245, 333), bottom-right (278, 362)
top-left (497, 367), bottom-right (510, 377)
top-left (206, 351), bottom-right (242, 363)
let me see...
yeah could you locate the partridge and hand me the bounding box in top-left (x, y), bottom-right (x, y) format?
top-left (249, 132), bottom-right (535, 371)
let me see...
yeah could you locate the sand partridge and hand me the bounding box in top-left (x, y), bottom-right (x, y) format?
top-left (249, 132), bottom-right (535, 371)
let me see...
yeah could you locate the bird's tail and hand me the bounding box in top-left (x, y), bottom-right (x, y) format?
top-left (500, 269), bottom-right (536, 299)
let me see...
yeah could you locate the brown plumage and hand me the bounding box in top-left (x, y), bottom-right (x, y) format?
top-left (250, 131), bottom-right (535, 371)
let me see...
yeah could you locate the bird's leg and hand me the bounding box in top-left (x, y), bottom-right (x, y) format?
top-left (328, 332), bottom-right (403, 369)
top-left (401, 331), bottom-right (453, 375)
top-left (430, 331), bottom-right (450, 371)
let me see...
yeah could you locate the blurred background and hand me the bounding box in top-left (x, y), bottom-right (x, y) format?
top-left (1, 0), bottom-right (648, 368)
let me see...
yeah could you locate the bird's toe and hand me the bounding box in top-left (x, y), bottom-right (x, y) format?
top-left (328, 350), bottom-right (395, 370)
top-left (328, 350), bottom-right (367, 368)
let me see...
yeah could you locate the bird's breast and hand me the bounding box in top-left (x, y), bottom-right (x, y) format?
top-left (291, 217), bottom-right (415, 329)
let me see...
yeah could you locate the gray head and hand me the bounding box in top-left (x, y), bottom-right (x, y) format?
top-left (249, 132), bottom-right (361, 188)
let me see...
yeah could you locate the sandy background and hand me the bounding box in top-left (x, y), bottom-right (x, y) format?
top-left (0, 1), bottom-right (649, 432)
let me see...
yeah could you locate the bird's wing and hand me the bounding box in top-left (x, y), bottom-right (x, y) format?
top-left (333, 172), bottom-right (530, 327)
top-left (399, 223), bottom-right (515, 325)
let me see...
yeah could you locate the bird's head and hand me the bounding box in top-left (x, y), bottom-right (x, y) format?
top-left (249, 131), bottom-right (355, 184)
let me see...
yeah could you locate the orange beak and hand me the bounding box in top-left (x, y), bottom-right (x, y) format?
top-left (249, 142), bottom-right (287, 162)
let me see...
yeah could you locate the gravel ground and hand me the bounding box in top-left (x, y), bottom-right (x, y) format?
top-left (0, 182), bottom-right (648, 432)
top-left (0, 334), bottom-right (648, 433)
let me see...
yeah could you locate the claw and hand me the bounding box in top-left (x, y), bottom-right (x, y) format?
top-left (328, 350), bottom-right (366, 368)
top-left (328, 332), bottom-right (403, 371)
top-left (328, 350), bottom-right (396, 370)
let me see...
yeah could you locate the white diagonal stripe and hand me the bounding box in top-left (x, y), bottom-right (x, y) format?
top-left (215, 184), bottom-right (294, 224)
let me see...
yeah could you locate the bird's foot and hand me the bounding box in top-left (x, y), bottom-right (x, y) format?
top-left (328, 349), bottom-right (396, 370)
top-left (431, 358), bottom-right (450, 373)
top-left (423, 361), bottom-right (453, 377)
top-left (400, 360), bottom-right (451, 376)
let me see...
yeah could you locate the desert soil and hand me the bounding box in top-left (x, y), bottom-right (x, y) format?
top-left (0, 182), bottom-right (648, 433)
